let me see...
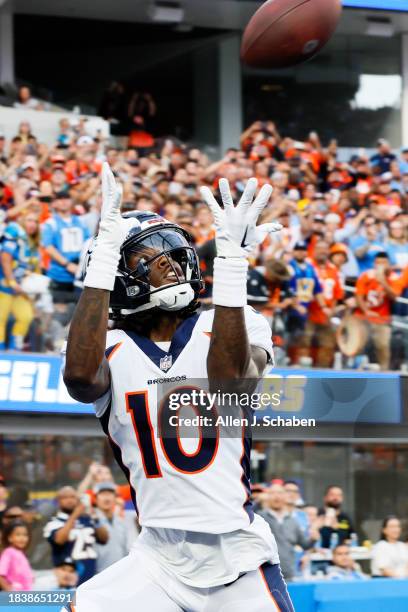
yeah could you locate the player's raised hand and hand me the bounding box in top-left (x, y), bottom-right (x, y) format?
top-left (84, 162), bottom-right (134, 291)
top-left (99, 162), bottom-right (134, 245)
top-left (200, 177), bottom-right (282, 258)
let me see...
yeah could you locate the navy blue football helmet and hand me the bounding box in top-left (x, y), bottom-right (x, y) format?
top-left (85, 211), bottom-right (203, 319)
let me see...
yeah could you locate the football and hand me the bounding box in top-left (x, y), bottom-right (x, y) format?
top-left (241, 0), bottom-right (342, 69)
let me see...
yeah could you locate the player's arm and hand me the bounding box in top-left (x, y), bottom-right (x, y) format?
top-left (64, 163), bottom-right (133, 404)
top-left (64, 288), bottom-right (110, 403)
top-left (209, 309), bottom-right (267, 382)
top-left (201, 178), bottom-right (281, 389)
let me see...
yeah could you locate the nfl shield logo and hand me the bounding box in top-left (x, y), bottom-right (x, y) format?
top-left (160, 354), bottom-right (172, 372)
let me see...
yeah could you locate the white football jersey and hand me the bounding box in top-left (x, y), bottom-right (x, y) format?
top-left (94, 306), bottom-right (273, 534)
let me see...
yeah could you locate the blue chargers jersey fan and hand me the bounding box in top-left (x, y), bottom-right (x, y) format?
top-left (83, 211), bottom-right (203, 319)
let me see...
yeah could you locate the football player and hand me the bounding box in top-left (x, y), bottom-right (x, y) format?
top-left (64, 163), bottom-right (294, 611)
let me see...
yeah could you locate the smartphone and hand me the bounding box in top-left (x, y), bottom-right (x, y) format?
top-left (80, 494), bottom-right (91, 509)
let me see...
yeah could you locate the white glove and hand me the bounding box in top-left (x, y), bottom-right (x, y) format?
top-left (84, 162), bottom-right (133, 291)
top-left (199, 177), bottom-right (282, 258)
top-left (199, 177), bottom-right (282, 308)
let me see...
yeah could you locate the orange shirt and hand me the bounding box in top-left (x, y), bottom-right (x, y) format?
top-left (309, 262), bottom-right (344, 325)
top-left (195, 227), bottom-right (216, 247)
top-left (64, 159), bottom-right (102, 183)
top-left (307, 235), bottom-right (319, 260)
top-left (259, 284), bottom-right (283, 318)
top-left (354, 269), bottom-right (400, 324)
top-left (85, 483), bottom-right (132, 507)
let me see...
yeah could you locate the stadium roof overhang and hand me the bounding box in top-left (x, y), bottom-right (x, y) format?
top-left (12, 0), bottom-right (408, 35)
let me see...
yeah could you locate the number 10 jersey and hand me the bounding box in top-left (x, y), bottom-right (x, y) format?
top-left (94, 306), bottom-right (273, 534)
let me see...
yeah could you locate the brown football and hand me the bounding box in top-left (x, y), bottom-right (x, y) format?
top-left (241, 0), bottom-right (342, 69)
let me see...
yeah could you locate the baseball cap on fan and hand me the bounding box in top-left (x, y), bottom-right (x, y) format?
top-left (21, 161), bottom-right (36, 171)
top-left (77, 135), bottom-right (94, 146)
top-left (93, 482), bottom-right (116, 495)
top-left (56, 557), bottom-right (76, 569)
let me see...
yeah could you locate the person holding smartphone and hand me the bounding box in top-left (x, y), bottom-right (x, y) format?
top-left (43, 487), bottom-right (108, 586)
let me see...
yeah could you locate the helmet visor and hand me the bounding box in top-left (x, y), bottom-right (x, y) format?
top-left (122, 228), bottom-right (200, 288)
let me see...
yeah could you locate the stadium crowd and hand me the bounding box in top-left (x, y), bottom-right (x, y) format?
top-left (1, 466), bottom-right (408, 589)
top-left (0, 115), bottom-right (408, 370)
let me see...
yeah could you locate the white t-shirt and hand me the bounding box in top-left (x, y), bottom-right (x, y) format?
top-left (371, 540), bottom-right (408, 577)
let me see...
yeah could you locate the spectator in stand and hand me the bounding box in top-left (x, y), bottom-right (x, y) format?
top-left (98, 81), bottom-right (128, 136)
top-left (257, 483), bottom-right (317, 581)
top-left (326, 544), bottom-right (367, 580)
top-left (0, 113), bottom-right (406, 370)
top-left (0, 520), bottom-right (33, 591)
top-left (318, 486), bottom-right (354, 549)
top-left (385, 218), bottom-right (408, 270)
top-left (56, 118), bottom-right (74, 149)
top-left (0, 211), bottom-right (41, 350)
top-left (399, 147), bottom-right (408, 174)
top-left (93, 482), bottom-right (128, 573)
top-left (370, 139), bottom-right (396, 174)
top-left (41, 190), bottom-right (90, 304)
top-left (17, 121), bottom-right (35, 147)
top-left (329, 243), bottom-right (349, 285)
top-left (250, 484), bottom-right (269, 513)
top-left (77, 462), bottom-right (132, 507)
top-left (371, 516), bottom-right (408, 578)
top-left (304, 505), bottom-right (319, 533)
top-left (36, 557), bottom-right (79, 590)
top-left (283, 481), bottom-right (309, 535)
top-left (246, 259), bottom-right (293, 321)
top-left (286, 241), bottom-right (326, 364)
top-left (258, 204), bottom-right (302, 261)
top-left (0, 476), bottom-right (9, 528)
top-left (354, 252), bottom-right (400, 369)
top-left (54, 558), bottom-right (78, 589)
top-left (50, 165), bottom-right (68, 194)
top-left (194, 204), bottom-right (215, 246)
top-left (43, 486), bottom-right (108, 586)
top-left (176, 211), bottom-right (196, 241)
top-left (350, 216), bottom-right (386, 273)
top-left (127, 92), bottom-right (157, 148)
top-left (1, 506), bottom-right (24, 527)
top-left (13, 86), bottom-right (42, 111)
top-left (306, 240), bottom-right (344, 367)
